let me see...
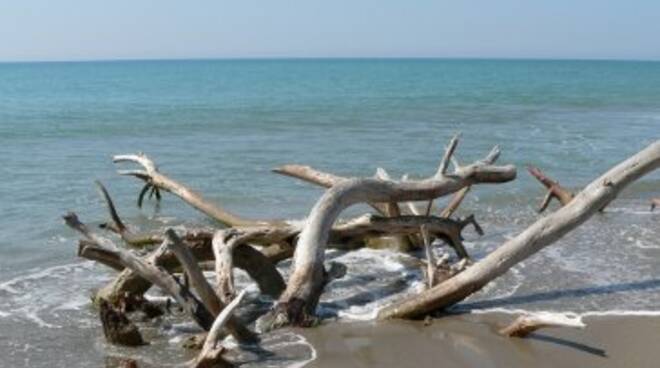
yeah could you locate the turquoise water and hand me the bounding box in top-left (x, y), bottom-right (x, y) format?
top-left (0, 59), bottom-right (659, 367)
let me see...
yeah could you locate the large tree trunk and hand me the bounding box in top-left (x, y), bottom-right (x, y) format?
top-left (260, 143), bottom-right (516, 329)
top-left (377, 140), bottom-right (660, 319)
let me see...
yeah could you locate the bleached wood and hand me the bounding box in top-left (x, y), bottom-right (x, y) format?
top-left (499, 313), bottom-right (585, 337)
top-left (165, 229), bottom-right (256, 343)
top-left (192, 290), bottom-right (247, 368)
top-left (262, 140), bottom-right (516, 328)
top-left (114, 153), bottom-right (280, 227)
top-left (378, 140), bottom-right (660, 319)
top-left (63, 213), bottom-right (215, 330)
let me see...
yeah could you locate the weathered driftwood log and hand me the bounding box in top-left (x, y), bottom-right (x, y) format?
top-left (527, 165), bottom-right (574, 213)
top-left (330, 214), bottom-right (481, 258)
top-left (99, 299), bottom-right (146, 346)
top-left (377, 140), bottom-right (660, 320)
top-left (274, 163), bottom-right (472, 219)
top-left (192, 290), bottom-right (247, 368)
top-left (64, 213), bottom-right (216, 330)
top-left (499, 313), bottom-right (585, 337)
top-left (273, 164), bottom-right (389, 215)
top-left (440, 186), bottom-right (471, 218)
top-left (79, 239), bottom-right (124, 271)
top-left (95, 181), bottom-right (161, 247)
top-left (275, 164), bottom-right (414, 250)
top-left (113, 153), bottom-right (282, 227)
top-left (95, 230), bottom-right (285, 304)
top-left (211, 228), bottom-right (289, 303)
top-left (651, 198), bottom-right (660, 211)
top-left (164, 229), bottom-right (256, 343)
top-left (260, 139), bottom-right (516, 329)
top-left (165, 229), bottom-right (223, 316)
top-left (95, 231), bottom-right (212, 303)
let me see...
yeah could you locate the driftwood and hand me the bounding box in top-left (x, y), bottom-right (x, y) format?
top-left (64, 213), bottom-right (217, 331)
top-left (95, 229), bottom-right (286, 305)
top-left (95, 181), bottom-right (161, 247)
top-left (99, 299), bottom-right (146, 346)
top-left (192, 290), bottom-right (247, 368)
top-left (527, 165), bottom-right (574, 212)
top-left (276, 164), bottom-right (413, 250)
top-left (260, 138), bottom-right (516, 329)
top-left (113, 153), bottom-right (281, 227)
top-left (499, 313), bottom-right (586, 337)
top-left (63, 136), bottom-right (660, 367)
top-left (274, 163), bottom-right (471, 219)
top-left (211, 228), bottom-right (292, 303)
top-left (79, 239), bottom-right (124, 271)
top-left (164, 229), bottom-right (256, 343)
top-left (378, 140), bottom-right (660, 319)
top-left (274, 164), bottom-right (389, 215)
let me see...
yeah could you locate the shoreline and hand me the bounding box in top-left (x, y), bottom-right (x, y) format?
top-left (301, 312), bottom-right (660, 368)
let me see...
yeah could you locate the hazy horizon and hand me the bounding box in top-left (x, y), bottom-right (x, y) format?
top-left (2, 1), bottom-right (660, 62)
top-left (3, 56), bottom-right (660, 65)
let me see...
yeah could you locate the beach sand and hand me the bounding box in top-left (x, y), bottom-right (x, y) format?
top-left (301, 313), bottom-right (660, 368)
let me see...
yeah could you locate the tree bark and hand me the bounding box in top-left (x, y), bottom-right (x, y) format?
top-left (377, 140), bottom-right (660, 320)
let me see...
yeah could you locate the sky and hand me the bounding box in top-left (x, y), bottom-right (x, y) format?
top-left (1, 0), bottom-right (660, 62)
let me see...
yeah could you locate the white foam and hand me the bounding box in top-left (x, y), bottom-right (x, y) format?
top-left (286, 333), bottom-right (317, 368)
top-left (0, 261), bottom-right (95, 293)
top-left (633, 239), bottom-right (660, 249)
top-left (15, 306), bottom-right (61, 329)
top-left (466, 307), bottom-right (660, 318)
top-left (52, 294), bottom-right (90, 312)
top-left (603, 207), bottom-right (659, 216)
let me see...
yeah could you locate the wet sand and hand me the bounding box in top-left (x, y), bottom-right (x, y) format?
top-left (301, 313), bottom-right (660, 368)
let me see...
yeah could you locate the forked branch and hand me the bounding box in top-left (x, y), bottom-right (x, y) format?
top-left (527, 165), bottom-right (574, 213)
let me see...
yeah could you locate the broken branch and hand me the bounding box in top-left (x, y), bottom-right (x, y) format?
top-left (499, 313), bottom-right (586, 337)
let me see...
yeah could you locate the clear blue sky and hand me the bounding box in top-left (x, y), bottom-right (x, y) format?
top-left (2, 0), bottom-right (659, 61)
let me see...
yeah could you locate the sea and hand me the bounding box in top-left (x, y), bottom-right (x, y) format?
top-left (0, 58), bottom-right (658, 367)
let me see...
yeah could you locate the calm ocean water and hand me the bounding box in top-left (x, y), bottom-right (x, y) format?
top-left (0, 59), bottom-right (659, 367)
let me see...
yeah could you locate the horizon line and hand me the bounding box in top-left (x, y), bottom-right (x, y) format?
top-left (2, 55), bottom-right (660, 64)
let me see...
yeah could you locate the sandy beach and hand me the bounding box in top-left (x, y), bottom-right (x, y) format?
top-left (302, 313), bottom-right (660, 368)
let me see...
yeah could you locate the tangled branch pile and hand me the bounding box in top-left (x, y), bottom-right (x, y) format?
top-left (64, 136), bottom-right (660, 367)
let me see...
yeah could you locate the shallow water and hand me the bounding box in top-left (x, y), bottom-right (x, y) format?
top-left (0, 59), bottom-right (659, 367)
